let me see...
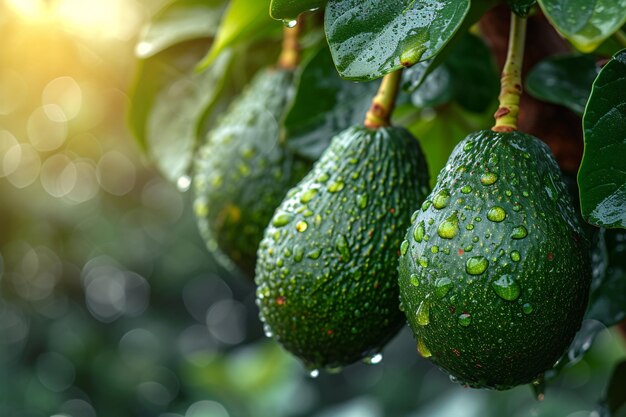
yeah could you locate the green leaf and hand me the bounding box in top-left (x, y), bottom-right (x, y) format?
top-left (135, 0), bottom-right (226, 59)
top-left (579, 49), bottom-right (626, 228)
top-left (197, 0), bottom-right (279, 70)
top-left (324, 0), bottom-right (471, 81)
top-left (526, 54), bottom-right (600, 116)
top-left (506, 0), bottom-right (536, 17)
top-left (411, 65), bottom-right (454, 109)
top-left (586, 228), bottom-right (626, 326)
top-left (283, 46), bottom-right (378, 160)
top-left (270, 0), bottom-right (326, 20)
top-left (538, 0), bottom-right (626, 52)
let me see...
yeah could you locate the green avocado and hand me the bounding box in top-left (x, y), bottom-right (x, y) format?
top-left (194, 68), bottom-right (310, 277)
top-left (256, 125), bottom-right (430, 370)
top-left (398, 130), bottom-right (591, 389)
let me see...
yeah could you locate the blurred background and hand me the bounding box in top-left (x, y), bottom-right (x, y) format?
top-left (0, 1), bottom-right (625, 417)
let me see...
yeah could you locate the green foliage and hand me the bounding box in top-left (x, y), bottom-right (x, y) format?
top-left (399, 130), bottom-right (591, 389)
top-left (579, 49), bottom-right (626, 228)
top-left (506, 0), bottom-right (536, 17)
top-left (256, 126), bottom-right (430, 369)
top-left (324, 0), bottom-right (471, 81)
top-left (538, 0), bottom-right (626, 52)
top-left (526, 54), bottom-right (600, 116)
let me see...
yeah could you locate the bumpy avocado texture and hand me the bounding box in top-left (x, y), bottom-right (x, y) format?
top-left (256, 125), bottom-right (430, 370)
top-left (194, 68), bottom-right (310, 277)
top-left (398, 130), bottom-right (591, 390)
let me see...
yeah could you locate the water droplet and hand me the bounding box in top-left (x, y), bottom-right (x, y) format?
top-left (431, 246), bottom-right (439, 254)
top-left (296, 221), bottom-right (308, 232)
top-left (466, 256), bottom-right (489, 275)
top-left (416, 300), bottom-right (430, 326)
top-left (273, 212), bottom-right (294, 227)
top-left (365, 353), bottom-right (383, 365)
top-left (458, 313), bottom-right (471, 327)
top-left (491, 275), bottom-right (521, 301)
top-left (510, 250), bottom-right (521, 262)
top-left (300, 189), bottom-right (318, 203)
top-left (410, 210), bottom-right (419, 223)
top-left (309, 369), bottom-right (320, 378)
top-left (523, 303), bottom-right (534, 314)
top-left (417, 338), bottom-right (432, 358)
top-left (461, 185), bottom-right (472, 194)
top-left (357, 194), bottom-right (368, 209)
top-left (327, 181), bottom-right (344, 193)
top-left (463, 142), bottom-right (474, 151)
top-left (413, 221), bottom-right (425, 242)
top-left (432, 189), bottom-right (450, 209)
top-left (410, 274), bottom-right (420, 287)
top-left (316, 172), bottom-right (329, 183)
top-left (283, 19), bottom-right (297, 28)
top-left (435, 277), bottom-right (453, 298)
top-left (307, 249), bottom-right (321, 259)
top-left (419, 256), bottom-right (429, 268)
top-left (511, 225), bottom-right (528, 239)
top-left (294, 245), bottom-right (304, 262)
top-left (487, 206), bottom-right (506, 222)
top-left (400, 240), bottom-right (409, 255)
top-left (481, 173), bottom-right (498, 186)
top-left (421, 200), bottom-right (432, 211)
top-left (177, 175), bottom-right (192, 192)
top-left (336, 235), bottom-right (351, 261)
top-left (438, 212), bottom-right (459, 239)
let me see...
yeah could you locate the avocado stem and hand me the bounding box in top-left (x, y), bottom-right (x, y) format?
top-left (614, 30), bottom-right (626, 48)
top-left (492, 13), bottom-right (527, 133)
top-left (364, 69), bottom-right (403, 129)
top-left (278, 21), bottom-right (302, 70)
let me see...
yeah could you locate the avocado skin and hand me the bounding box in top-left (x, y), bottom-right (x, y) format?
top-left (398, 130), bottom-right (591, 390)
top-left (256, 125), bottom-right (430, 369)
top-left (194, 68), bottom-right (310, 277)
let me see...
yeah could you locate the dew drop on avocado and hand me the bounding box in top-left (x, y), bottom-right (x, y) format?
top-left (400, 240), bottom-right (409, 255)
top-left (523, 303), bottom-right (534, 314)
top-left (461, 185), bottom-right (472, 194)
top-left (487, 206), bottom-right (507, 223)
top-left (511, 225), bottom-right (528, 239)
top-left (458, 313), bottom-right (472, 327)
top-left (481, 173), bottom-right (498, 186)
top-left (510, 250), bottom-right (521, 262)
top-left (296, 221), bottom-right (308, 232)
top-left (413, 221), bottom-right (425, 242)
top-left (466, 256), bottom-right (489, 275)
top-left (327, 181), bottom-right (345, 193)
top-left (463, 142), bottom-right (474, 151)
top-left (431, 246), bottom-right (439, 254)
top-left (294, 245), bottom-right (304, 262)
top-left (432, 189), bottom-right (451, 209)
top-left (435, 277), bottom-right (453, 298)
top-left (336, 234), bottom-right (351, 260)
top-left (491, 275), bottom-right (521, 301)
top-left (307, 249), bottom-right (321, 259)
top-left (357, 194), bottom-right (368, 209)
top-left (416, 300), bottom-right (431, 326)
top-left (417, 338), bottom-right (432, 358)
top-left (410, 274), bottom-right (420, 287)
top-left (273, 212), bottom-right (294, 227)
top-left (438, 212), bottom-right (459, 239)
top-left (300, 189), bottom-right (318, 204)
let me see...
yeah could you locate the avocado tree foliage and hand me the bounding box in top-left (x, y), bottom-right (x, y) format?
top-left (128, 0), bottom-right (626, 411)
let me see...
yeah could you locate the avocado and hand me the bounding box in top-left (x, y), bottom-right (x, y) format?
top-left (256, 125), bottom-right (430, 370)
top-left (194, 68), bottom-right (310, 277)
top-left (398, 130), bottom-right (591, 389)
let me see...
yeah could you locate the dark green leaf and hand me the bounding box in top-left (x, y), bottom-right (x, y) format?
top-left (506, 0), bottom-right (536, 17)
top-left (411, 65), bottom-right (454, 109)
top-left (586, 229), bottom-right (626, 326)
top-left (538, 0), bottom-right (626, 52)
top-left (135, 0), bottom-right (225, 59)
top-left (270, 0), bottom-right (326, 20)
top-left (197, 0), bottom-right (279, 70)
top-left (324, 0), bottom-right (471, 81)
top-left (526, 54), bottom-right (600, 116)
top-left (579, 49), bottom-right (626, 228)
top-left (283, 46), bottom-right (378, 160)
